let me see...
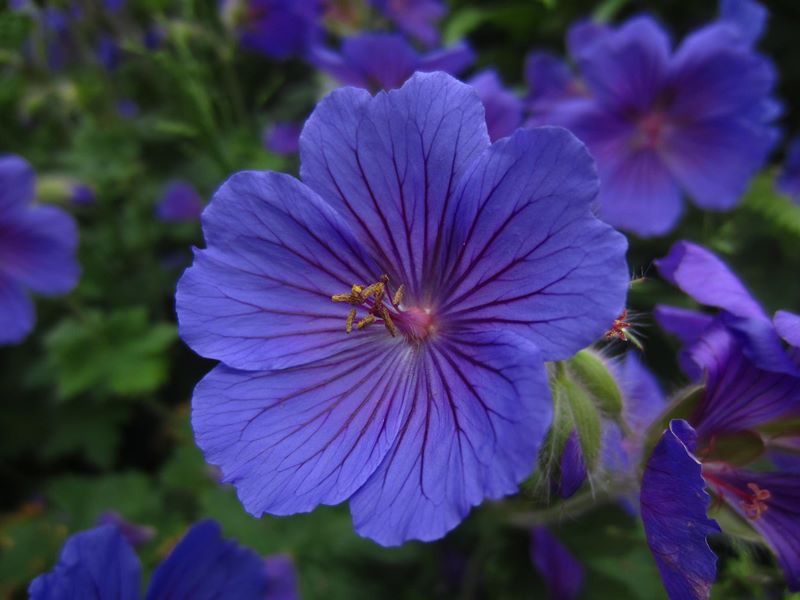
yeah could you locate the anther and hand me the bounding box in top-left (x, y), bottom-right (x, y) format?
top-left (356, 314), bottom-right (376, 329)
top-left (393, 285), bottom-right (405, 306)
top-left (345, 308), bottom-right (356, 333)
top-left (741, 482), bottom-right (771, 520)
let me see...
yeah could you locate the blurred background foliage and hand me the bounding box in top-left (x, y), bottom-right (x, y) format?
top-left (1, 0), bottom-right (800, 598)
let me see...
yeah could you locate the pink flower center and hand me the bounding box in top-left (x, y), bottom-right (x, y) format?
top-left (635, 111), bottom-right (669, 150)
top-left (331, 275), bottom-right (436, 342)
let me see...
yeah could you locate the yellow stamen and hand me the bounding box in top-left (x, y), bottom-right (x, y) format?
top-left (356, 314), bottom-right (376, 329)
top-left (393, 284), bottom-right (405, 306)
top-left (345, 308), bottom-right (356, 333)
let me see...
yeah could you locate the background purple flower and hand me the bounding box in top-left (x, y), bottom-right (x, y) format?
top-left (156, 181), bottom-right (204, 223)
top-left (777, 136), bottom-right (800, 203)
top-left (309, 33), bottom-right (474, 91)
top-left (263, 122), bottom-right (303, 155)
top-left (224, 0), bottom-right (324, 60)
top-left (530, 527), bottom-right (585, 600)
top-left (537, 8), bottom-right (779, 236)
top-left (176, 72), bottom-right (628, 546)
top-left (0, 155), bottom-right (79, 345)
top-left (370, 0), bottom-right (446, 47)
top-left (468, 69), bottom-right (523, 142)
top-left (29, 520), bottom-right (282, 599)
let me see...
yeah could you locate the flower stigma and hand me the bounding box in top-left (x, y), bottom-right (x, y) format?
top-left (332, 275), bottom-right (435, 341)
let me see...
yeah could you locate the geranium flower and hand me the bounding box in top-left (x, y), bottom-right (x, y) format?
top-left (640, 241), bottom-right (800, 598)
top-left (527, 2), bottom-right (779, 236)
top-left (467, 69), bottom-right (523, 142)
top-left (530, 527), bottom-right (585, 600)
top-left (777, 136), bottom-right (800, 204)
top-left (0, 155), bottom-right (79, 345)
top-left (369, 0), bottom-right (446, 46)
top-left (263, 122), bottom-right (303, 156)
top-left (29, 520), bottom-right (298, 599)
top-left (156, 181), bottom-right (204, 223)
top-left (176, 72), bottom-right (629, 546)
top-left (309, 33), bottom-right (474, 91)
top-left (221, 0), bottom-right (323, 60)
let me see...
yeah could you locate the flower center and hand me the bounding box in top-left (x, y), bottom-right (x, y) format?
top-left (635, 111), bottom-right (668, 150)
top-left (703, 469), bottom-right (771, 521)
top-left (332, 275), bottom-right (436, 341)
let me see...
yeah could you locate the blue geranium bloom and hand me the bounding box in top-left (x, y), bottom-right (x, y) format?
top-left (29, 520), bottom-right (298, 600)
top-left (309, 33), bottom-right (474, 91)
top-left (156, 181), bottom-right (204, 223)
top-left (530, 527), bottom-right (585, 600)
top-left (639, 241), bottom-right (800, 598)
top-left (467, 69), bottom-right (523, 142)
top-left (527, 1), bottom-right (779, 237)
top-left (263, 122), bottom-right (303, 155)
top-left (176, 72), bottom-right (629, 546)
top-left (369, 0), bottom-right (446, 46)
top-left (777, 136), bottom-right (800, 203)
top-left (222, 0), bottom-right (324, 60)
top-left (0, 156), bottom-right (79, 346)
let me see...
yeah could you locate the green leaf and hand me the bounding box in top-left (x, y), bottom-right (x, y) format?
top-left (741, 173), bottom-right (800, 240)
top-left (41, 404), bottom-right (129, 468)
top-left (44, 308), bottom-right (177, 400)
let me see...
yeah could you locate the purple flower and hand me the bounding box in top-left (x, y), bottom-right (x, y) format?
top-left (654, 241), bottom-right (800, 378)
top-left (556, 429), bottom-right (587, 498)
top-left (642, 241), bottom-right (800, 596)
top-left (309, 33), bottom-right (474, 91)
top-left (640, 420), bottom-right (720, 600)
top-left (467, 69), bottom-right (523, 142)
top-left (69, 183), bottom-right (95, 206)
top-left (533, 6), bottom-right (779, 236)
top-left (176, 72), bottom-right (629, 546)
top-left (0, 156), bottom-right (79, 345)
top-left (223, 0), bottom-right (323, 60)
top-left (530, 527), bottom-right (585, 600)
top-left (263, 555), bottom-right (300, 600)
top-left (96, 512), bottom-right (155, 548)
top-left (702, 464), bottom-right (800, 590)
top-left (116, 99), bottom-right (140, 120)
top-left (29, 520), bottom-right (291, 599)
top-left (156, 181), bottom-right (204, 223)
top-left (263, 122), bottom-right (303, 155)
top-left (777, 136), bottom-right (800, 203)
top-left (369, 0), bottom-right (446, 47)
top-left (602, 351), bottom-right (666, 478)
top-left (97, 33), bottom-right (122, 71)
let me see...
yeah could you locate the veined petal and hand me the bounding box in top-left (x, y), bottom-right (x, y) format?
top-left (439, 127), bottom-right (628, 361)
top-left (662, 117), bottom-right (774, 211)
top-left (192, 340), bottom-right (411, 517)
top-left (597, 146), bottom-right (683, 237)
top-left (530, 527), bottom-right (585, 600)
top-left (29, 525), bottom-right (141, 600)
top-left (655, 241), bottom-right (766, 320)
top-left (704, 467), bottom-right (800, 591)
top-left (688, 325), bottom-right (800, 438)
top-left (0, 205), bottom-right (79, 295)
top-left (176, 171), bottom-right (381, 371)
top-left (145, 520), bottom-right (269, 600)
top-left (349, 331), bottom-right (551, 545)
top-left (576, 16), bottom-right (671, 113)
top-left (667, 24), bottom-right (775, 121)
top-left (0, 275), bottom-right (34, 345)
top-left (641, 420), bottom-right (720, 600)
top-left (654, 305), bottom-right (714, 348)
top-left (774, 310), bottom-right (800, 349)
top-left (300, 72), bottom-right (490, 304)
